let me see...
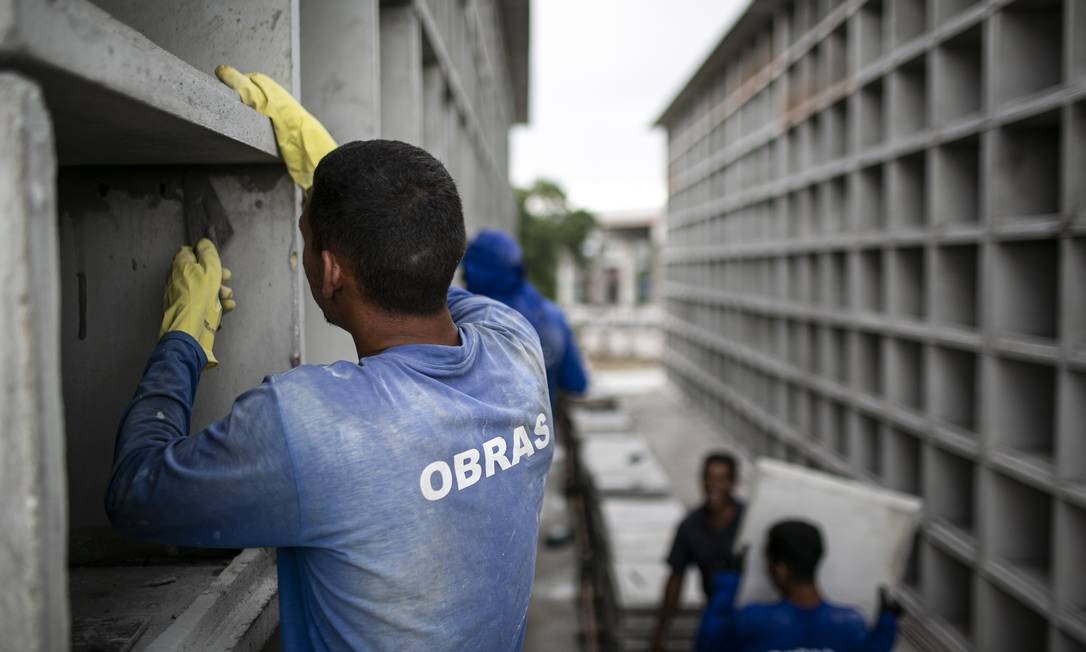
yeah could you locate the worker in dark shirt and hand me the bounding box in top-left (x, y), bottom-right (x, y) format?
top-left (696, 519), bottom-right (901, 652)
top-left (651, 452), bottom-right (745, 651)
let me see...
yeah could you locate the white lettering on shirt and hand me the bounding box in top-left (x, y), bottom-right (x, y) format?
top-left (454, 448), bottom-right (483, 490)
top-left (533, 413), bottom-right (550, 449)
top-left (419, 460), bottom-right (453, 501)
top-left (419, 412), bottom-right (550, 501)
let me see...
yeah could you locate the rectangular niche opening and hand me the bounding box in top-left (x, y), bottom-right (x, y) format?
top-left (825, 101), bottom-right (849, 160)
top-left (821, 176), bottom-right (847, 233)
top-left (992, 110), bottom-right (1062, 219)
top-left (1071, 239), bottom-right (1086, 350)
top-left (995, 0), bottom-right (1065, 104)
top-left (822, 326), bottom-right (850, 384)
top-left (856, 0), bottom-right (884, 66)
top-left (891, 247), bottom-right (926, 320)
top-left (853, 331), bottom-right (883, 397)
top-left (933, 244), bottom-right (978, 328)
top-left (923, 543), bottom-right (975, 642)
top-left (889, 57), bottom-right (928, 138)
top-left (978, 580), bottom-right (1050, 652)
top-left (884, 427), bottom-right (922, 495)
top-left (859, 80), bottom-right (885, 149)
top-left (889, 0), bottom-right (927, 46)
top-left (1060, 372), bottom-right (1086, 484)
top-left (857, 249), bottom-right (884, 313)
top-left (853, 412), bottom-right (882, 478)
top-left (994, 240), bottom-right (1059, 340)
top-left (932, 345), bottom-right (978, 433)
top-left (852, 165), bottom-right (885, 231)
top-left (888, 153), bottom-right (927, 229)
top-left (927, 446), bottom-right (976, 533)
top-left (986, 472), bottom-right (1053, 588)
top-left (933, 25), bottom-right (983, 124)
top-left (931, 136), bottom-right (980, 224)
top-left (888, 338), bottom-right (925, 412)
top-left (831, 402), bottom-right (849, 458)
top-left (824, 251), bottom-right (848, 309)
top-left (992, 357), bottom-right (1057, 462)
top-left (1055, 503), bottom-right (1086, 624)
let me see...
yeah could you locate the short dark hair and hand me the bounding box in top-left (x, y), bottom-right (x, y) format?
top-left (703, 451), bottom-right (738, 480)
top-left (308, 140), bottom-right (466, 314)
top-left (766, 519), bottom-right (824, 582)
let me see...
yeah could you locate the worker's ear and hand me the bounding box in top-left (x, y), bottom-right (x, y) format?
top-left (319, 249), bottom-right (344, 299)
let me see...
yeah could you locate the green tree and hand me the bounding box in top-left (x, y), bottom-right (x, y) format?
top-left (516, 179), bottom-right (596, 300)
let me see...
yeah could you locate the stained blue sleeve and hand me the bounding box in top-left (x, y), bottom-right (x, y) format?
top-left (555, 315), bottom-right (588, 395)
top-left (860, 612), bottom-right (898, 652)
top-left (695, 571), bottom-right (742, 652)
top-left (105, 331), bottom-right (303, 548)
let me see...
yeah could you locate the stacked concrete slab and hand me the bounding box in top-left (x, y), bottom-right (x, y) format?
top-left (0, 0), bottom-right (527, 648)
top-left (571, 404), bottom-right (703, 651)
top-left (656, 1), bottom-right (1085, 650)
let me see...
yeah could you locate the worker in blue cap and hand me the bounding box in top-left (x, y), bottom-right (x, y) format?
top-left (462, 229), bottom-right (589, 404)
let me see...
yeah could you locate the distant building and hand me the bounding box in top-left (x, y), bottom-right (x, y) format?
top-left (656, 1), bottom-right (1084, 650)
top-left (559, 211), bottom-right (665, 360)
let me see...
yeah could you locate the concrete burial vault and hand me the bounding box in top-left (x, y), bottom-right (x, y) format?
top-left (0, 0), bottom-right (529, 649)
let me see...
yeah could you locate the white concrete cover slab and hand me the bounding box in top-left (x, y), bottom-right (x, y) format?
top-left (582, 436), bottom-right (671, 496)
top-left (734, 459), bottom-right (922, 625)
top-left (569, 407), bottom-right (634, 434)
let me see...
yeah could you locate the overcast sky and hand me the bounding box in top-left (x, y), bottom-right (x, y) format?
top-left (510, 0), bottom-right (748, 215)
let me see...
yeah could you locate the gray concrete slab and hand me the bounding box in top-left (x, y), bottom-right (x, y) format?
top-left (0, 0), bottom-right (280, 164)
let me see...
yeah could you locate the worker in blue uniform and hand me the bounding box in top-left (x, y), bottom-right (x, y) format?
top-left (106, 74), bottom-right (554, 649)
top-left (696, 519), bottom-right (901, 652)
top-left (462, 229), bottom-right (589, 402)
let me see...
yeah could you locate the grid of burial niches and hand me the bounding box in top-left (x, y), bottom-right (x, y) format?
top-left (663, 0), bottom-right (1086, 650)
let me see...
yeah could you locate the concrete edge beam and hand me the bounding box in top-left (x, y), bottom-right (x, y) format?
top-left (0, 0), bottom-right (280, 164)
top-left (0, 72), bottom-right (68, 652)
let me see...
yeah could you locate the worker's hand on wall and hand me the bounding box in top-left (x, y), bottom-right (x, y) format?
top-left (159, 238), bottom-right (236, 369)
top-left (215, 65), bottom-right (336, 191)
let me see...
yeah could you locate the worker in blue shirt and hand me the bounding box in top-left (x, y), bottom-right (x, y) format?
top-left (696, 519), bottom-right (901, 652)
top-left (106, 134), bottom-right (554, 647)
top-left (462, 229), bottom-right (589, 402)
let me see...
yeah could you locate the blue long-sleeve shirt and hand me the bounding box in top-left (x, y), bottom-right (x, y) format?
top-left (107, 287), bottom-right (554, 651)
top-left (462, 229), bottom-right (588, 399)
top-left (696, 573), bottom-right (898, 652)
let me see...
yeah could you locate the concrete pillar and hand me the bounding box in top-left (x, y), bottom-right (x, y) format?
top-left (300, 0), bottom-right (381, 142)
top-left (0, 73), bottom-right (68, 652)
top-left (423, 64), bottom-right (449, 166)
top-left (379, 3), bottom-right (423, 144)
top-left (299, 0), bottom-right (381, 364)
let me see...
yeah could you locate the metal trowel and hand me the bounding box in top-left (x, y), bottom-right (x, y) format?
top-left (183, 171), bottom-right (235, 250)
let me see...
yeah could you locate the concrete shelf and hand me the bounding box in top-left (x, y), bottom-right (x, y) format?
top-left (926, 445), bottom-right (976, 534)
top-left (991, 356), bottom-right (1057, 462)
top-left (978, 577), bottom-right (1050, 651)
top-left (888, 153), bottom-right (927, 229)
top-left (987, 470), bottom-right (1055, 590)
top-left (922, 541), bottom-right (975, 643)
top-left (994, 239), bottom-right (1060, 340)
top-left (887, 337), bottom-right (924, 413)
top-left (890, 246), bottom-right (926, 320)
top-left (931, 136), bottom-right (981, 225)
top-left (888, 0), bottom-right (927, 47)
top-left (933, 244), bottom-right (979, 329)
top-left (994, 0), bottom-right (1064, 106)
top-left (858, 79), bottom-right (886, 148)
top-left (0, 0), bottom-right (280, 165)
top-left (933, 25), bottom-right (983, 125)
top-left (992, 111), bottom-right (1063, 220)
top-left (935, 0), bottom-right (983, 23)
top-left (931, 345), bottom-right (978, 433)
top-left (888, 56), bottom-right (928, 139)
top-left (1059, 371), bottom-right (1086, 484)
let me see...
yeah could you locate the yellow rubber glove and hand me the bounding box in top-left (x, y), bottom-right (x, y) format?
top-left (159, 238), bottom-right (237, 369)
top-left (215, 64), bottom-right (337, 191)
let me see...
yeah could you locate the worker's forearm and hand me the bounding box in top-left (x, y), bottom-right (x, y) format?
top-left (106, 332), bottom-right (204, 534)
